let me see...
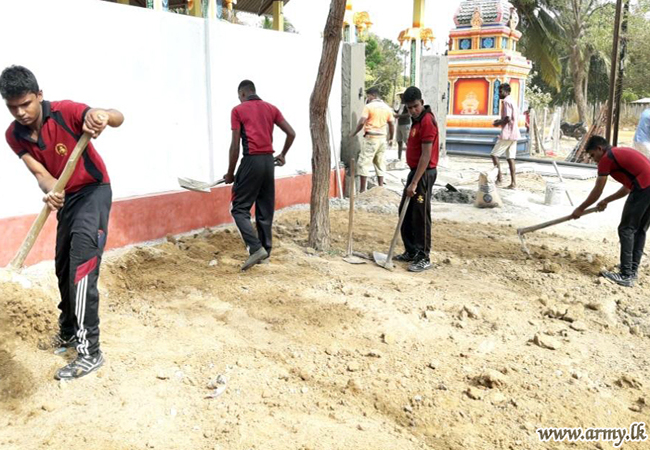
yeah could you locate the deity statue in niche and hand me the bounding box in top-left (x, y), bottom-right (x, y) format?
top-left (460, 91), bottom-right (480, 115)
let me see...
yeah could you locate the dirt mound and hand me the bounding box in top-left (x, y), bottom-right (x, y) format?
top-left (1, 207), bottom-right (649, 450)
top-left (0, 282), bottom-right (57, 342)
top-left (0, 302), bottom-right (36, 408)
top-left (330, 186), bottom-right (402, 215)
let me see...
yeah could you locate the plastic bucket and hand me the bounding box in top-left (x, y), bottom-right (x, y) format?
top-left (544, 182), bottom-right (565, 206)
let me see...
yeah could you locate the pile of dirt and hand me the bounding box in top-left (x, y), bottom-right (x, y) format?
top-left (0, 299), bottom-right (36, 408)
top-left (1, 205), bottom-right (649, 450)
top-left (0, 282), bottom-right (57, 342)
top-left (330, 186), bottom-right (402, 215)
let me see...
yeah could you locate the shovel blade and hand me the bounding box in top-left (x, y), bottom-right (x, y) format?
top-left (343, 256), bottom-right (366, 265)
top-left (178, 177), bottom-right (211, 193)
top-left (372, 251), bottom-right (394, 270)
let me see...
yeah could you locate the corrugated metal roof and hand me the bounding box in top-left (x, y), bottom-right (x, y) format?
top-left (123, 0), bottom-right (290, 15)
top-left (235, 0), bottom-right (290, 15)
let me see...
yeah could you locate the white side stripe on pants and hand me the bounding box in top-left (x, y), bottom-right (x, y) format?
top-left (75, 275), bottom-right (90, 355)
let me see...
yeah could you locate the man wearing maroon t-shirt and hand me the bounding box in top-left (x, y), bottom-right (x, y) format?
top-left (572, 135), bottom-right (650, 287)
top-left (225, 80), bottom-right (295, 270)
top-left (393, 86), bottom-right (439, 272)
top-left (1, 66), bottom-right (124, 379)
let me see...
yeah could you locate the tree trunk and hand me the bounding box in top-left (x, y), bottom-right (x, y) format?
top-left (570, 47), bottom-right (589, 123)
top-left (308, 0), bottom-right (346, 251)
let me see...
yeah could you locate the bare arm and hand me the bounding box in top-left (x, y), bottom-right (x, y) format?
top-left (350, 116), bottom-right (367, 137)
top-left (278, 120), bottom-right (296, 155)
top-left (84, 108), bottom-right (125, 138)
top-left (21, 154), bottom-right (64, 210)
top-left (572, 176), bottom-right (608, 217)
top-left (406, 142), bottom-right (432, 197)
top-left (599, 185), bottom-right (630, 207)
top-left (224, 129), bottom-right (241, 183)
top-left (388, 121), bottom-right (395, 143)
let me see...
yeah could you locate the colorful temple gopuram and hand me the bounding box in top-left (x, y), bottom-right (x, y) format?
top-left (446, 0), bottom-right (532, 154)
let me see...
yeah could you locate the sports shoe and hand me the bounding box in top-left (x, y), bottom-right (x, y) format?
top-left (601, 270), bottom-right (634, 288)
top-left (55, 351), bottom-right (105, 380)
top-left (394, 252), bottom-right (416, 262)
top-left (408, 258), bottom-right (432, 273)
top-left (241, 247), bottom-right (269, 271)
top-left (39, 333), bottom-right (77, 354)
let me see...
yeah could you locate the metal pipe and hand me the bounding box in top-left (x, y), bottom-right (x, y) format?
top-left (446, 150), bottom-right (596, 169)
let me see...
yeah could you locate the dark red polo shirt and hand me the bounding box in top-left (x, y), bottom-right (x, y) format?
top-left (406, 106), bottom-right (439, 170)
top-left (231, 95), bottom-right (285, 155)
top-left (5, 100), bottom-right (110, 194)
top-left (598, 146), bottom-right (650, 191)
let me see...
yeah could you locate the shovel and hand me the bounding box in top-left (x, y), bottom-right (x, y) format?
top-left (6, 132), bottom-right (93, 271)
top-left (178, 159), bottom-right (283, 193)
top-left (178, 177), bottom-right (225, 193)
top-left (343, 163), bottom-right (366, 264)
top-left (373, 196), bottom-right (411, 270)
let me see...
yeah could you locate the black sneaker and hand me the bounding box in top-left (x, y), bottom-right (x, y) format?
top-left (601, 270), bottom-right (634, 287)
top-left (394, 252), bottom-right (416, 262)
top-left (55, 351), bottom-right (105, 380)
top-left (39, 334), bottom-right (78, 354)
top-left (241, 247), bottom-right (269, 271)
top-left (408, 258), bottom-right (432, 273)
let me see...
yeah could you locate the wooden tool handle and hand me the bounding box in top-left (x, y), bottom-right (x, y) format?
top-left (346, 162), bottom-right (355, 256)
top-left (385, 196), bottom-right (411, 264)
top-left (9, 133), bottom-right (93, 269)
top-left (517, 206), bottom-right (598, 236)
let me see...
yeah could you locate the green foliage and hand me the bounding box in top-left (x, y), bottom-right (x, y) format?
top-left (261, 15), bottom-right (297, 33)
top-left (525, 72), bottom-right (553, 109)
top-left (361, 34), bottom-right (407, 103)
top-left (622, 89), bottom-right (639, 103)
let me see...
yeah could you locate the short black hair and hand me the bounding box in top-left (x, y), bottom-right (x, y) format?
top-left (500, 83), bottom-right (511, 94)
top-left (238, 80), bottom-right (256, 93)
top-left (366, 87), bottom-right (380, 97)
top-left (402, 86), bottom-right (422, 104)
top-left (586, 135), bottom-right (609, 152)
top-left (0, 65), bottom-right (39, 100)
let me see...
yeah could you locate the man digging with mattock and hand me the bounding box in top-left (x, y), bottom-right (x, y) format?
top-left (572, 135), bottom-right (650, 287)
top-left (2, 66), bottom-right (124, 380)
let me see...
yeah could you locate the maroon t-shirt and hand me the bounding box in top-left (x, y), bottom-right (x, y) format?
top-left (231, 95), bottom-right (285, 155)
top-left (406, 106), bottom-right (439, 170)
top-left (5, 100), bottom-right (110, 193)
top-left (598, 146), bottom-right (650, 191)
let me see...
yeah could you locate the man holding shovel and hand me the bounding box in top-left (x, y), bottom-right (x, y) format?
top-left (572, 135), bottom-right (650, 287)
top-left (393, 86), bottom-right (439, 273)
top-left (224, 80), bottom-right (296, 271)
top-left (1, 65), bottom-right (124, 380)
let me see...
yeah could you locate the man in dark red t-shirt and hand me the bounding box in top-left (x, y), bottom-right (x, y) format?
top-left (2, 66), bottom-right (124, 380)
top-left (572, 135), bottom-right (650, 287)
top-left (393, 86), bottom-right (439, 273)
top-left (225, 80), bottom-right (295, 270)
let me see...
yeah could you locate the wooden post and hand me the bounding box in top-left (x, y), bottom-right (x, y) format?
top-left (612, 0), bottom-right (630, 146)
top-left (273, 1), bottom-right (284, 31)
top-left (606, 0), bottom-right (624, 142)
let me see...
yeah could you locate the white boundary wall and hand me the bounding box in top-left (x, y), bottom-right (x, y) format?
top-left (0, 0), bottom-right (341, 219)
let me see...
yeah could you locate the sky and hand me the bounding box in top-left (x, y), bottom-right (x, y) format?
top-left (283, 0), bottom-right (462, 54)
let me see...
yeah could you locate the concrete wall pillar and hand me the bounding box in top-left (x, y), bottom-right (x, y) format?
top-left (341, 43), bottom-right (366, 195)
top-left (420, 55), bottom-right (449, 166)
